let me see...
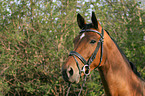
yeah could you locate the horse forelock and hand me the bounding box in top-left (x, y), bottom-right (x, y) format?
top-left (82, 23), bottom-right (95, 30)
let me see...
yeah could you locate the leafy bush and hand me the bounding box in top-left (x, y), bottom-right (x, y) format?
top-left (0, 0), bottom-right (144, 96)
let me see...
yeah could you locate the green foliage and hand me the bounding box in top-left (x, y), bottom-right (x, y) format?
top-left (0, 0), bottom-right (145, 96)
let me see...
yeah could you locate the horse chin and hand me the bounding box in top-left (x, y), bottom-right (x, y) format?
top-left (69, 75), bottom-right (80, 84)
top-left (75, 77), bottom-right (80, 83)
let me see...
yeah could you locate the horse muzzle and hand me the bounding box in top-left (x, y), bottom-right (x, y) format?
top-left (62, 65), bottom-right (80, 83)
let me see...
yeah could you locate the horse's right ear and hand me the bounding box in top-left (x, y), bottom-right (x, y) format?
top-left (77, 13), bottom-right (86, 29)
top-left (91, 11), bottom-right (98, 29)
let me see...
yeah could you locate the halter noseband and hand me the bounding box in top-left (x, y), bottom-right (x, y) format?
top-left (69, 28), bottom-right (104, 76)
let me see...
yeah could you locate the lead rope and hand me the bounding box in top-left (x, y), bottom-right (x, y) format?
top-left (66, 83), bottom-right (71, 96)
top-left (66, 75), bottom-right (87, 96)
top-left (78, 75), bottom-right (87, 96)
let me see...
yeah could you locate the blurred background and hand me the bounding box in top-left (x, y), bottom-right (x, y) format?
top-left (0, 0), bottom-right (145, 95)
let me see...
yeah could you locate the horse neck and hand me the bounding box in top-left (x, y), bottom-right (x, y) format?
top-left (98, 31), bottom-right (143, 96)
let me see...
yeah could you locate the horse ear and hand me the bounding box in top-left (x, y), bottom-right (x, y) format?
top-left (91, 11), bottom-right (98, 29)
top-left (77, 13), bottom-right (86, 29)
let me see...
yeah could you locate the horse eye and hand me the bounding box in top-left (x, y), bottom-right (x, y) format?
top-left (90, 40), bottom-right (96, 44)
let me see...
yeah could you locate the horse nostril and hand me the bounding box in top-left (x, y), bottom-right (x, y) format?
top-left (62, 67), bottom-right (74, 82)
top-left (68, 67), bottom-right (73, 76)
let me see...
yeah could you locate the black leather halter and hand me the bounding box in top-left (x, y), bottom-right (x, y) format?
top-left (69, 28), bottom-right (104, 76)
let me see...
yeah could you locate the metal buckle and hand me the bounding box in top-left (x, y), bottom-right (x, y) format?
top-left (81, 65), bottom-right (90, 75)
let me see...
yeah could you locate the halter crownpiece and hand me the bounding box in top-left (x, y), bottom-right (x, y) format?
top-left (80, 29), bottom-right (103, 39)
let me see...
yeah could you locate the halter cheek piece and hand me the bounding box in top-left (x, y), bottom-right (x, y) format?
top-left (69, 28), bottom-right (104, 76)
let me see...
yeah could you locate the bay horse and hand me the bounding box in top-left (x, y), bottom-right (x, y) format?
top-left (62, 12), bottom-right (145, 96)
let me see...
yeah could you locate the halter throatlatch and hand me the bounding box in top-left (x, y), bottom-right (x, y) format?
top-left (69, 28), bottom-right (104, 76)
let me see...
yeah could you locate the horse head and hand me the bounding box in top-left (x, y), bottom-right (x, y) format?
top-left (62, 12), bottom-right (105, 83)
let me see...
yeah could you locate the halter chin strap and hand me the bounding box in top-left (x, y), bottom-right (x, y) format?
top-left (69, 28), bottom-right (104, 76)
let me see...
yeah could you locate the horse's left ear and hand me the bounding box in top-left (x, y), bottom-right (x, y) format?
top-left (91, 11), bottom-right (98, 29)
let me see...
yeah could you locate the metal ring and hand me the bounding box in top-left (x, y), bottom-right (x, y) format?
top-left (81, 65), bottom-right (90, 75)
